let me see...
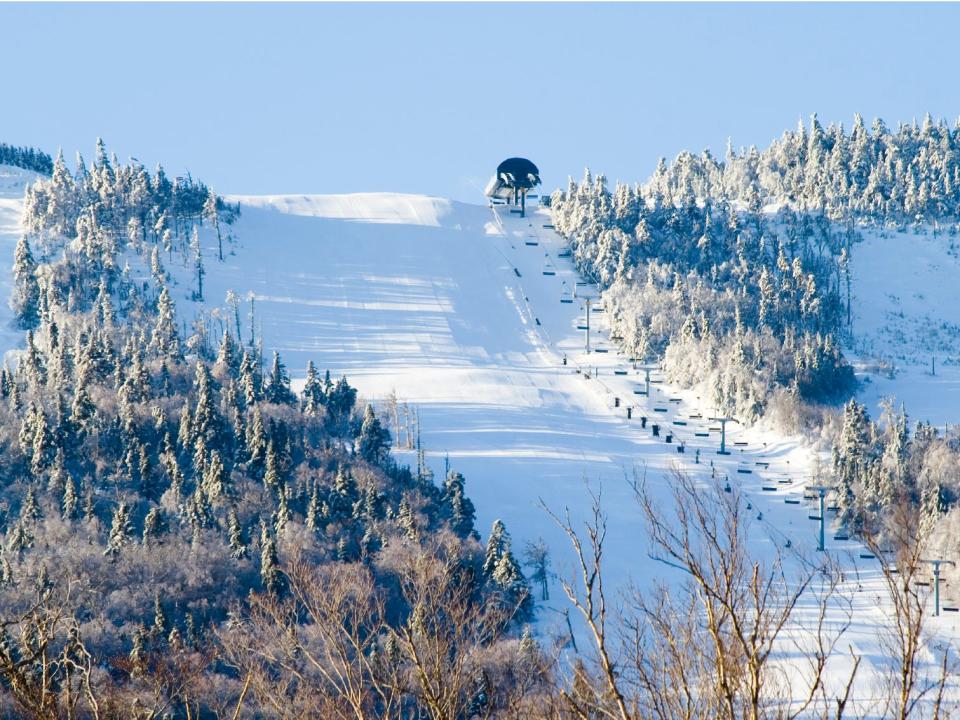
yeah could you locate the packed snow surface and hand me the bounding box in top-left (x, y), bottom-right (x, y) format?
top-left (176, 191), bottom-right (956, 707)
top-left (231, 192), bottom-right (454, 227)
top-left (849, 226), bottom-right (960, 427)
top-left (0, 165), bottom-right (40, 360)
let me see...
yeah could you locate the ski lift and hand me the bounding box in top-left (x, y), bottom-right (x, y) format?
top-left (542, 259), bottom-right (556, 276)
top-left (560, 284), bottom-right (574, 303)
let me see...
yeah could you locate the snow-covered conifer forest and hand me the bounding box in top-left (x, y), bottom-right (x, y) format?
top-left (1, 115), bottom-right (960, 718)
top-left (549, 114), bottom-right (960, 542)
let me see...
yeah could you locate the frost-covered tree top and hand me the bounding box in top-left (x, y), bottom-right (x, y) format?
top-left (643, 112), bottom-right (960, 224)
top-left (0, 142), bottom-right (53, 175)
top-left (550, 159), bottom-right (856, 417)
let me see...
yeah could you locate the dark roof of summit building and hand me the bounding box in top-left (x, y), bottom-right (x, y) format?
top-left (495, 158), bottom-right (541, 189)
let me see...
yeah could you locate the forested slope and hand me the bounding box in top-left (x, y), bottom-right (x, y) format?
top-left (549, 113), bottom-right (960, 564)
top-left (0, 143), bottom-right (537, 717)
top-left (0, 123), bottom-right (958, 716)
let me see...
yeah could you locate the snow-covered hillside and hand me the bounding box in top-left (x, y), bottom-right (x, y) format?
top-left (849, 226), bottom-right (960, 427)
top-left (140, 190), bottom-right (953, 704)
top-left (180, 192), bottom-right (806, 582)
top-left (2, 164), bottom-right (957, 708)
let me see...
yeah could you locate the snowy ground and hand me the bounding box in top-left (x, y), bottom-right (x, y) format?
top-left (849, 226), bottom-right (960, 428)
top-left (2, 165), bottom-right (958, 710)
top-left (164, 192), bottom-right (957, 708)
top-left (0, 165), bottom-right (38, 361)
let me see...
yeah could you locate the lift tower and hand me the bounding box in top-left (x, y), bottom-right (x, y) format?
top-left (926, 559), bottom-right (957, 616)
top-left (637, 365), bottom-right (658, 397)
top-left (583, 298), bottom-right (591, 353)
top-left (710, 416), bottom-right (736, 455)
top-left (809, 485), bottom-right (834, 552)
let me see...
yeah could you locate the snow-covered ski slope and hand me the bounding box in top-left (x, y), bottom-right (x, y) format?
top-left (200, 192), bottom-right (816, 584)
top-left (849, 226), bottom-right (960, 426)
top-left (161, 191), bottom-right (957, 703)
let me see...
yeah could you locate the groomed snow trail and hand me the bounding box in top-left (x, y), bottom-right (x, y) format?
top-left (162, 192), bottom-right (956, 708)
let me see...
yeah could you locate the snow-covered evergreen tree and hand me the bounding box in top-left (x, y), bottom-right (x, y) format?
top-left (228, 508), bottom-right (248, 559)
top-left (104, 502), bottom-right (133, 557)
top-left (11, 235), bottom-right (40, 330)
top-left (263, 351), bottom-right (295, 405)
top-left (357, 404), bottom-right (390, 464)
top-left (151, 285), bottom-right (181, 361)
top-left (259, 522), bottom-right (282, 595)
top-left (443, 471), bottom-right (476, 539)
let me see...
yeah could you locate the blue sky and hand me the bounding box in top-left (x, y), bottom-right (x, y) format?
top-left (3, 3), bottom-right (958, 201)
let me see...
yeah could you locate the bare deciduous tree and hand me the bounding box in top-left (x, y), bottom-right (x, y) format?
top-left (862, 502), bottom-right (955, 720)
top-left (546, 469), bottom-right (861, 720)
top-left (0, 580), bottom-right (101, 720)
top-left (388, 532), bottom-right (519, 720)
top-left (220, 534), bottom-right (545, 720)
top-left (219, 556), bottom-right (400, 719)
